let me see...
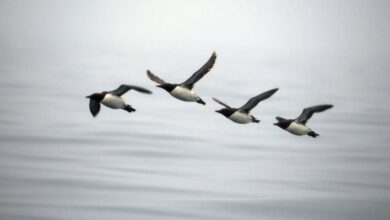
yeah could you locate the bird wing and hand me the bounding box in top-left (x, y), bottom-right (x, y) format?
top-left (239, 88), bottom-right (278, 113)
top-left (181, 51), bottom-right (217, 89)
top-left (147, 70), bottom-right (166, 84)
top-left (109, 84), bottom-right (152, 96)
top-left (89, 99), bottom-right (101, 117)
top-left (296, 104), bottom-right (333, 124)
top-left (212, 97), bottom-right (231, 108)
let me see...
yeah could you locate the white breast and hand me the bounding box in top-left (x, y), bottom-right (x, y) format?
top-left (228, 111), bottom-right (252, 124)
top-left (170, 86), bottom-right (198, 102)
top-left (101, 94), bottom-right (126, 109)
top-left (286, 122), bottom-right (310, 135)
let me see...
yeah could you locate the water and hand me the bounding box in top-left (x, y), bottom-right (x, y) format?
top-left (1, 1), bottom-right (390, 219)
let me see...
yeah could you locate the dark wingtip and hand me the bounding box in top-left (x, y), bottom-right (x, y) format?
top-left (321, 104), bottom-right (334, 111)
top-left (262, 88), bottom-right (279, 99)
top-left (143, 89), bottom-right (153, 94)
top-left (270, 88), bottom-right (279, 94)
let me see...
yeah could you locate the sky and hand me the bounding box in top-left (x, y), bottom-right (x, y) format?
top-left (1, 0), bottom-right (389, 71)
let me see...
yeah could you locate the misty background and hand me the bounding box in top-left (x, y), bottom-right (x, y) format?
top-left (1, 1), bottom-right (390, 219)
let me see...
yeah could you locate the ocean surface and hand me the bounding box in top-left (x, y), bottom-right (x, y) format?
top-left (1, 1), bottom-right (390, 219)
top-left (1, 51), bottom-right (390, 220)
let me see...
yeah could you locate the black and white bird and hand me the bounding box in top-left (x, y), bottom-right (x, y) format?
top-left (213, 88), bottom-right (278, 124)
top-left (274, 104), bottom-right (333, 138)
top-left (86, 84), bottom-right (152, 117)
top-left (146, 52), bottom-right (217, 105)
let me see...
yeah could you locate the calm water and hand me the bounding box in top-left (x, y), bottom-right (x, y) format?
top-left (1, 56), bottom-right (390, 220)
top-left (1, 1), bottom-right (390, 220)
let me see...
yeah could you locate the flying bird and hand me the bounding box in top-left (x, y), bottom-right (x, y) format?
top-left (274, 104), bottom-right (333, 138)
top-left (86, 84), bottom-right (152, 117)
top-left (146, 51), bottom-right (217, 105)
top-left (213, 88), bottom-right (278, 124)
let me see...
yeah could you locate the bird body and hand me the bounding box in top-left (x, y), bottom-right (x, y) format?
top-left (214, 88), bottom-right (278, 124)
top-left (170, 86), bottom-right (200, 102)
top-left (228, 111), bottom-right (253, 124)
top-left (147, 52), bottom-right (217, 105)
top-left (274, 104), bottom-right (333, 138)
top-left (86, 84), bottom-right (152, 117)
top-left (285, 122), bottom-right (311, 135)
top-left (100, 93), bottom-right (126, 109)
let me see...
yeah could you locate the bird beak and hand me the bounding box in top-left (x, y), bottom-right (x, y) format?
top-left (86, 95), bottom-right (91, 98)
top-left (273, 123), bottom-right (278, 126)
top-left (156, 85), bottom-right (162, 88)
top-left (215, 110), bottom-right (221, 113)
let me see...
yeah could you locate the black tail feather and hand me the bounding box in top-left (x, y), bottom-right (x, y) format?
top-left (252, 116), bottom-right (260, 123)
top-left (124, 105), bottom-right (136, 113)
top-left (308, 131), bottom-right (319, 138)
top-left (197, 98), bottom-right (206, 105)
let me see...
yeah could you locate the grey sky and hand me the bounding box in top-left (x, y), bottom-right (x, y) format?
top-left (1, 0), bottom-right (389, 67)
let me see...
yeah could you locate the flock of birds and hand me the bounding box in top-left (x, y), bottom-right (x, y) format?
top-left (86, 52), bottom-right (333, 138)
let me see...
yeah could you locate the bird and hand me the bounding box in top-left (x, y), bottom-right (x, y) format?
top-left (213, 88), bottom-right (278, 124)
top-left (146, 51), bottom-right (217, 105)
top-left (273, 104), bottom-right (333, 138)
top-left (86, 84), bottom-right (152, 117)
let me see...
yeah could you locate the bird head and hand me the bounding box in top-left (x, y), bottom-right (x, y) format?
top-left (215, 108), bottom-right (233, 118)
top-left (156, 84), bottom-right (176, 92)
top-left (273, 118), bottom-right (291, 129)
top-left (86, 93), bottom-right (105, 101)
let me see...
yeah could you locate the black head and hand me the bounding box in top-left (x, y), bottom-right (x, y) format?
top-left (86, 92), bottom-right (105, 101)
top-left (215, 108), bottom-right (236, 118)
top-left (156, 83), bottom-right (176, 92)
top-left (273, 117), bottom-right (293, 129)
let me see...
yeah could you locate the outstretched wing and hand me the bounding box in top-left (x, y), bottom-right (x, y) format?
top-left (89, 99), bottom-right (101, 117)
top-left (296, 104), bottom-right (333, 124)
top-left (239, 88), bottom-right (278, 113)
top-left (147, 70), bottom-right (166, 84)
top-left (110, 84), bottom-right (152, 96)
top-left (181, 51), bottom-right (217, 89)
top-left (212, 97), bottom-right (231, 108)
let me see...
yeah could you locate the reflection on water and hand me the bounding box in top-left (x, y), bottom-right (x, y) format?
top-left (1, 58), bottom-right (390, 220)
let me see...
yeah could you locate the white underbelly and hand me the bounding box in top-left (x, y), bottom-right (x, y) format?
top-left (101, 94), bottom-right (125, 109)
top-left (286, 122), bottom-right (310, 135)
top-left (171, 86), bottom-right (198, 102)
top-left (228, 111), bottom-right (252, 124)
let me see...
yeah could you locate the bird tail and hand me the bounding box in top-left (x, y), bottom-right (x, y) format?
top-left (308, 131), bottom-right (319, 138)
top-left (124, 105), bottom-right (136, 113)
top-left (252, 116), bottom-right (260, 123)
top-left (196, 98), bottom-right (206, 105)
